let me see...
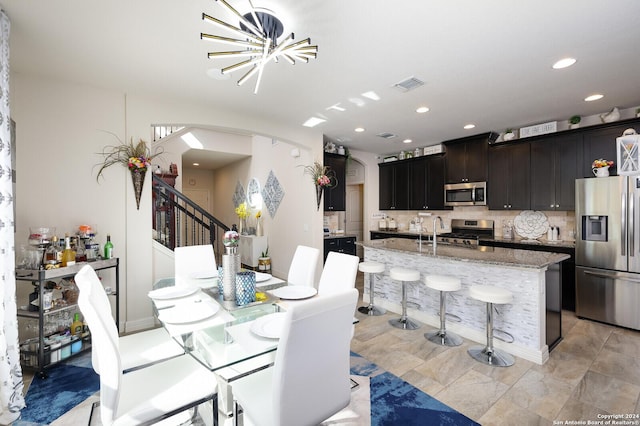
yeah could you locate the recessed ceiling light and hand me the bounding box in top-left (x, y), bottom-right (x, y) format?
top-left (354, 127), bottom-right (365, 132)
top-left (361, 91), bottom-right (380, 101)
top-left (552, 58), bottom-right (576, 69)
top-left (193, 163), bottom-right (200, 166)
top-left (416, 106), bottom-right (430, 113)
top-left (326, 104), bottom-right (346, 112)
top-left (303, 117), bottom-right (326, 127)
top-left (403, 139), bottom-right (412, 144)
top-left (585, 94), bottom-right (604, 102)
top-left (464, 124), bottom-right (476, 130)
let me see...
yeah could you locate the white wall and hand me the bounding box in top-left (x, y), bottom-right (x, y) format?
top-left (11, 73), bottom-right (323, 332)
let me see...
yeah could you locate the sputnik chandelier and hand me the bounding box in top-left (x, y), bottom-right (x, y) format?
top-left (201, 0), bottom-right (318, 94)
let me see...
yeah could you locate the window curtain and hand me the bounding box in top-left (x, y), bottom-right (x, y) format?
top-left (0, 9), bottom-right (25, 424)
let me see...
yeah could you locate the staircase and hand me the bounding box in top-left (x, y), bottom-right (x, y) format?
top-left (152, 174), bottom-right (229, 264)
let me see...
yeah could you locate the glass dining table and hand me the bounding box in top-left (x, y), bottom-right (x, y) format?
top-left (149, 274), bottom-right (296, 421)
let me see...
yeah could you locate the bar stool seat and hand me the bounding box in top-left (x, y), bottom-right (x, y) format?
top-left (424, 275), bottom-right (462, 346)
top-left (358, 261), bottom-right (386, 316)
top-left (468, 285), bottom-right (514, 367)
top-left (388, 268), bottom-right (421, 330)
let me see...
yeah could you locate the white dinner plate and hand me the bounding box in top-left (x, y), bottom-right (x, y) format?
top-left (250, 312), bottom-right (287, 339)
top-left (158, 301), bottom-right (220, 324)
top-left (148, 286), bottom-right (199, 300)
top-left (189, 271), bottom-right (218, 279)
top-left (254, 272), bottom-right (272, 283)
top-left (270, 286), bottom-right (317, 300)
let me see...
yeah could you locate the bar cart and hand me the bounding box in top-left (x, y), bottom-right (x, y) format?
top-left (16, 258), bottom-right (119, 378)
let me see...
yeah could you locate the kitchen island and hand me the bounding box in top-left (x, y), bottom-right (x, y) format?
top-left (359, 238), bottom-right (570, 364)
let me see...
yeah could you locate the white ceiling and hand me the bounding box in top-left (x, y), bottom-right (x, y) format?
top-left (4, 0), bottom-right (640, 157)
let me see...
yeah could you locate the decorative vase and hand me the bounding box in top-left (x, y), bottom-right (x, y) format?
top-left (130, 169), bottom-right (146, 210)
top-left (503, 132), bottom-right (515, 141)
top-left (315, 185), bottom-right (323, 211)
top-left (258, 256), bottom-right (271, 273)
top-left (592, 166), bottom-right (610, 178)
top-left (222, 246), bottom-right (240, 301)
top-left (235, 271), bottom-right (256, 306)
top-left (256, 219), bottom-right (263, 237)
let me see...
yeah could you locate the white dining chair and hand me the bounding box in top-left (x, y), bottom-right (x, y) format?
top-left (317, 251), bottom-right (360, 295)
top-left (174, 244), bottom-right (217, 285)
top-left (74, 265), bottom-right (184, 374)
top-left (286, 245), bottom-right (320, 287)
top-left (232, 288), bottom-right (358, 426)
top-left (76, 264), bottom-right (218, 426)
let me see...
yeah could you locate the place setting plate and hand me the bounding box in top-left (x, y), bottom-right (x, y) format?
top-left (250, 312), bottom-right (287, 339)
top-left (158, 301), bottom-right (220, 324)
top-left (270, 286), bottom-right (317, 300)
top-left (148, 286), bottom-right (199, 300)
top-left (254, 272), bottom-right (272, 283)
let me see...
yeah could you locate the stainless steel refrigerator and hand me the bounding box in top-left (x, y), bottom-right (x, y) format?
top-left (575, 176), bottom-right (640, 330)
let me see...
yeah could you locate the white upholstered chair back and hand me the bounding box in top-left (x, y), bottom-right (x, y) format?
top-left (174, 244), bottom-right (216, 286)
top-left (317, 251), bottom-right (360, 295)
top-left (286, 245), bottom-right (320, 287)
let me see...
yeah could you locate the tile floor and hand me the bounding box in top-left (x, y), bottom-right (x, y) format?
top-left (352, 272), bottom-right (640, 425)
top-left (21, 272), bottom-right (640, 426)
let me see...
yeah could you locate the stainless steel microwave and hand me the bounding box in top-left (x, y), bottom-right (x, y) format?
top-left (444, 182), bottom-right (487, 206)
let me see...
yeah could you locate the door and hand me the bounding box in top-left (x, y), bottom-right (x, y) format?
top-left (346, 184), bottom-right (363, 259)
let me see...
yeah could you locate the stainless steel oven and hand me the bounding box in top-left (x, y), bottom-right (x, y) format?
top-left (444, 182), bottom-right (487, 206)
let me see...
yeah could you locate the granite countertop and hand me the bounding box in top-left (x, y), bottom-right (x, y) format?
top-left (359, 238), bottom-right (569, 269)
top-left (324, 233), bottom-right (357, 239)
top-left (488, 236), bottom-right (575, 249)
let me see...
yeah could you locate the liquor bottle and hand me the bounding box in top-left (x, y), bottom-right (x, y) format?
top-left (75, 237), bottom-right (87, 262)
top-left (44, 236), bottom-right (61, 265)
top-left (104, 234), bottom-right (113, 259)
top-left (71, 313), bottom-right (83, 336)
top-left (61, 236), bottom-right (76, 267)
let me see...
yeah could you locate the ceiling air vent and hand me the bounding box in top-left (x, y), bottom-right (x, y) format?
top-left (376, 132), bottom-right (397, 139)
top-left (392, 76), bottom-right (424, 92)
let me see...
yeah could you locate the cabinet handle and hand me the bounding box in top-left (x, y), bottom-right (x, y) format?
top-left (503, 204), bottom-right (507, 208)
top-left (550, 204), bottom-right (554, 208)
top-left (508, 205), bottom-right (512, 209)
top-left (556, 204), bottom-right (560, 208)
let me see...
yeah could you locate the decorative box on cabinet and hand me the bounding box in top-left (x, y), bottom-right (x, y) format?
top-left (240, 235), bottom-right (268, 269)
top-left (16, 258), bottom-right (119, 377)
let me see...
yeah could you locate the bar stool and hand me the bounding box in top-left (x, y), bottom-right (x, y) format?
top-left (358, 261), bottom-right (386, 316)
top-left (424, 275), bottom-right (463, 346)
top-left (388, 267), bottom-right (421, 330)
top-left (468, 285), bottom-right (515, 367)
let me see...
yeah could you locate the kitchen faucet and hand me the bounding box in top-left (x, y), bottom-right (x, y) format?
top-left (433, 216), bottom-right (444, 252)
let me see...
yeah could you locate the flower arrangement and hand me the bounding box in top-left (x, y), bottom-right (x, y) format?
top-left (96, 135), bottom-right (162, 181)
top-left (303, 161), bottom-right (335, 188)
top-left (235, 202), bottom-right (249, 219)
top-left (255, 210), bottom-right (262, 219)
top-left (592, 159), bottom-right (614, 169)
top-left (223, 230), bottom-right (239, 247)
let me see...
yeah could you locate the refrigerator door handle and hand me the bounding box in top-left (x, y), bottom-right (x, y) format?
top-left (631, 193), bottom-right (635, 257)
top-left (622, 191), bottom-right (627, 256)
top-left (584, 269), bottom-right (640, 283)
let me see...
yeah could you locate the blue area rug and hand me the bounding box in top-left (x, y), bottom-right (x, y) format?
top-left (14, 353), bottom-right (98, 426)
top-left (350, 352), bottom-right (479, 426)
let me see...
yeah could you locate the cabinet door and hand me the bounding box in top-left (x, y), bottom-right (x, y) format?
top-left (554, 133), bottom-right (582, 210)
top-left (324, 153), bottom-right (346, 211)
top-left (425, 155), bottom-right (447, 209)
top-left (378, 163), bottom-right (395, 210)
top-left (530, 138), bottom-right (557, 210)
top-left (488, 142), bottom-right (530, 210)
top-left (465, 137), bottom-right (489, 182)
top-left (408, 158), bottom-right (428, 209)
top-left (582, 125), bottom-right (625, 177)
top-left (393, 162), bottom-right (410, 209)
top-left (445, 142), bottom-right (467, 183)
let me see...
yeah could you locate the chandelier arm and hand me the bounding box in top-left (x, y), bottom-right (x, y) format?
top-left (280, 53), bottom-right (296, 65)
top-left (281, 38), bottom-right (312, 50)
top-left (237, 65), bottom-right (260, 86)
top-left (221, 58), bottom-right (262, 74)
top-left (200, 33), bottom-right (263, 48)
top-left (208, 50), bottom-right (265, 59)
top-left (253, 38), bottom-right (271, 94)
top-left (202, 13), bottom-right (264, 44)
top-left (246, 0), bottom-right (264, 34)
top-left (215, 0), bottom-right (264, 39)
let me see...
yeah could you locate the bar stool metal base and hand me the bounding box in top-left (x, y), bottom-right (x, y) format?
top-left (467, 345), bottom-right (515, 367)
top-left (389, 317), bottom-right (420, 330)
top-left (358, 305), bottom-right (386, 316)
top-left (425, 330), bottom-right (463, 346)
